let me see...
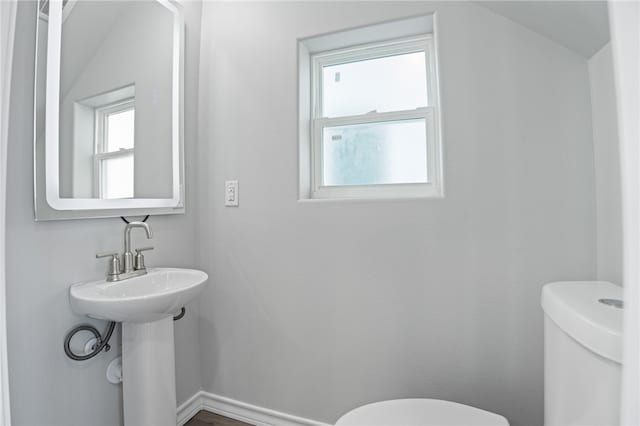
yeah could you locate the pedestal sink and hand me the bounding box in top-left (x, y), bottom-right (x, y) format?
top-left (70, 268), bottom-right (208, 426)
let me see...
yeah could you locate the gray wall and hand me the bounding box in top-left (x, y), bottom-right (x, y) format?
top-left (588, 43), bottom-right (623, 286)
top-left (196, 3), bottom-right (597, 426)
top-left (6, 1), bottom-right (202, 425)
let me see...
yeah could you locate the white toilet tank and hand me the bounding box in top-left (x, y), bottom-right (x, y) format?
top-left (541, 281), bottom-right (622, 426)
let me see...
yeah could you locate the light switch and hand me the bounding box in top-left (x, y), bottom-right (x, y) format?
top-left (225, 180), bottom-right (239, 206)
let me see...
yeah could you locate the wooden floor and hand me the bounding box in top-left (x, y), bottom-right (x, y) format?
top-left (185, 410), bottom-right (253, 426)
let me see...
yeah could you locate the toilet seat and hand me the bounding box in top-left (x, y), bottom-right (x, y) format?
top-left (335, 399), bottom-right (509, 426)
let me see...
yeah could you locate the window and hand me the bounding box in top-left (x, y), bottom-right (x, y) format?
top-left (93, 99), bottom-right (135, 199)
top-left (304, 31), bottom-right (442, 200)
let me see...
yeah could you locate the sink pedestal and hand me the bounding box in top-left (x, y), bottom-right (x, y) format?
top-left (122, 317), bottom-right (176, 426)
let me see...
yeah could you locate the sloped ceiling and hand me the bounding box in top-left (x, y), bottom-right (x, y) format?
top-left (477, 1), bottom-right (610, 58)
top-left (60, 1), bottom-right (128, 96)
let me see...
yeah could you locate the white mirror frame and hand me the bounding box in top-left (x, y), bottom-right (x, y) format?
top-left (34, 0), bottom-right (185, 220)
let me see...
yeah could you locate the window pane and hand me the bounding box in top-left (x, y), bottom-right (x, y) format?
top-left (106, 108), bottom-right (135, 152)
top-left (322, 51), bottom-right (427, 118)
top-left (322, 119), bottom-right (427, 186)
top-left (102, 154), bottom-right (134, 199)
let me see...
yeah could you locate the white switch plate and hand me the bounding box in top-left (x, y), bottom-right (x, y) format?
top-left (225, 180), bottom-right (239, 206)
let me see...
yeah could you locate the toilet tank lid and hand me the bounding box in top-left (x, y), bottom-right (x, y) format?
top-left (541, 281), bottom-right (622, 363)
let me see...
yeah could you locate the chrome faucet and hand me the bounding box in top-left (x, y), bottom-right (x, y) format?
top-left (96, 222), bottom-right (154, 282)
top-left (123, 222), bottom-right (153, 273)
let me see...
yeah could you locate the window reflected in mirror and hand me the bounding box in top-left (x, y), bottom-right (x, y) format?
top-left (70, 85), bottom-right (136, 199)
top-left (97, 100), bottom-right (135, 199)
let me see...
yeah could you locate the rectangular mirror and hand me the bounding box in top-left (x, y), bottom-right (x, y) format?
top-left (34, 0), bottom-right (184, 220)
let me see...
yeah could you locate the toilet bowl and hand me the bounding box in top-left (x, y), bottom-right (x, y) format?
top-left (335, 398), bottom-right (509, 425)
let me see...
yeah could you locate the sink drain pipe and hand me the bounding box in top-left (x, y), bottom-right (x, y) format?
top-left (63, 307), bottom-right (187, 361)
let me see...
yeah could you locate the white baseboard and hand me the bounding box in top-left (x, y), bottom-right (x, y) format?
top-left (177, 391), bottom-right (332, 426)
top-left (177, 392), bottom-right (204, 426)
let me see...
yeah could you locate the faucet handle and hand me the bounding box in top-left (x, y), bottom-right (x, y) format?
top-left (96, 252), bottom-right (121, 281)
top-left (134, 247), bottom-right (154, 271)
top-left (134, 247), bottom-right (154, 253)
top-left (96, 252), bottom-right (118, 259)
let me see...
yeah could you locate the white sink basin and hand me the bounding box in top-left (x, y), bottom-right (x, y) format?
top-left (70, 267), bottom-right (208, 425)
top-left (70, 267), bottom-right (208, 323)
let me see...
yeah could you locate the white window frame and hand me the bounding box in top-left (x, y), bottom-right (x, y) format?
top-left (309, 35), bottom-right (442, 200)
top-left (93, 98), bottom-right (135, 198)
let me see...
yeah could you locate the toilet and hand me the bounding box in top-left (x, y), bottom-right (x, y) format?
top-left (336, 281), bottom-right (623, 426)
top-left (542, 281), bottom-right (622, 425)
top-left (335, 399), bottom-right (509, 425)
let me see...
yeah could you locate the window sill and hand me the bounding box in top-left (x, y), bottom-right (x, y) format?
top-left (297, 194), bottom-right (445, 204)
